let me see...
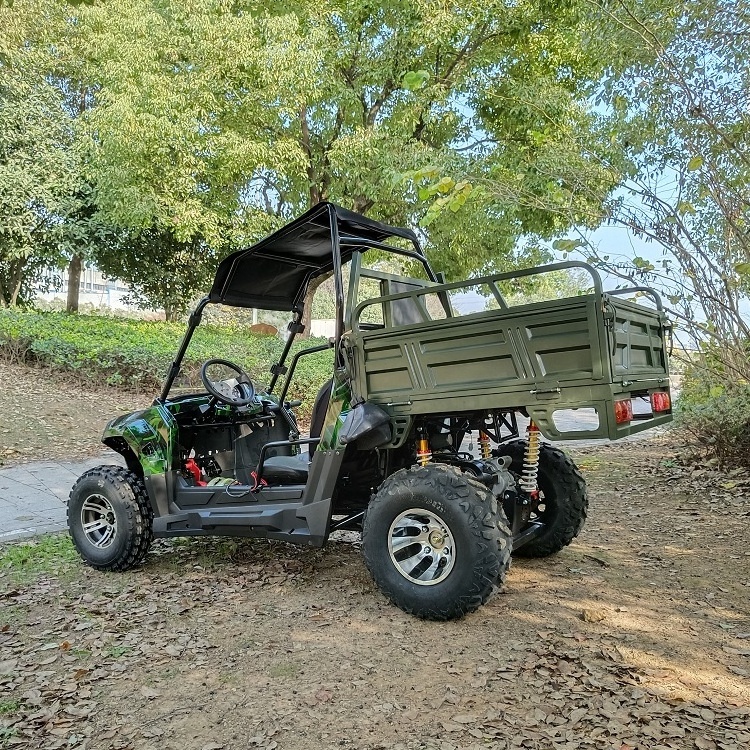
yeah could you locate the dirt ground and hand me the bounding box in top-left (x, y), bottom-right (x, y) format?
top-left (1, 364), bottom-right (750, 750)
top-left (0, 361), bottom-right (150, 466)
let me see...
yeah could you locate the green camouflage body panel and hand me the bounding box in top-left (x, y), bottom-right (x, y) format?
top-left (103, 394), bottom-right (269, 475)
top-left (317, 369), bottom-right (352, 451)
top-left (103, 403), bottom-right (178, 477)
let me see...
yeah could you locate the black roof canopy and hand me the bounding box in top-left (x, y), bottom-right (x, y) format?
top-left (209, 202), bottom-right (422, 311)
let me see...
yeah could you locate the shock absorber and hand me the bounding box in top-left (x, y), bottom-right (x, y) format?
top-left (479, 430), bottom-right (492, 460)
top-left (520, 420), bottom-right (540, 495)
top-left (416, 429), bottom-right (432, 466)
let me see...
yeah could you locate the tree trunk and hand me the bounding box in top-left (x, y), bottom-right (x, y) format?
top-left (9, 260), bottom-right (23, 307)
top-left (66, 253), bottom-right (83, 313)
top-left (352, 196), bottom-right (374, 214)
top-left (300, 273), bottom-right (331, 339)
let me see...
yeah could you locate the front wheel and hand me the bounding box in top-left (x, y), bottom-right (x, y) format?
top-left (362, 464), bottom-right (512, 620)
top-left (68, 465), bottom-right (153, 571)
top-left (495, 440), bottom-right (588, 558)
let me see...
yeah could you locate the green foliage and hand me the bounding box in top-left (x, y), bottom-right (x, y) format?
top-left (21, 0), bottom-right (623, 317)
top-left (486, 267), bottom-right (591, 308)
top-left (584, 0), bottom-right (750, 382)
top-left (678, 386), bottom-right (750, 471)
top-left (0, 310), bottom-right (332, 418)
top-left (677, 345), bottom-right (750, 470)
top-left (0, 700), bottom-right (20, 717)
top-left (93, 228), bottom-right (221, 321)
top-left (0, 0), bottom-right (77, 306)
top-left (9, 0), bottom-right (739, 330)
top-left (0, 309), bottom-right (180, 386)
top-left (310, 276), bottom-right (337, 320)
top-left (403, 2), bottom-right (622, 279)
top-left (3, 0), bottom-right (631, 318)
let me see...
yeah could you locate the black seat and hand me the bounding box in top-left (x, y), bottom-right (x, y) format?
top-left (261, 379), bottom-right (333, 484)
top-left (260, 453), bottom-right (310, 483)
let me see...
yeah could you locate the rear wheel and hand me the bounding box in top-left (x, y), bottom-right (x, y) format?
top-left (496, 440), bottom-right (587, 558)
top-left (363, 464), bottom-right (511, 620)
top-left (68, 465), bottom-right (153, 571)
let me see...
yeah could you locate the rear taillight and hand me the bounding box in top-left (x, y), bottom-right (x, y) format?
top-left (614, 398), bottom-right (633, 424)
top-left (650, 392), bottom-right (671, 412)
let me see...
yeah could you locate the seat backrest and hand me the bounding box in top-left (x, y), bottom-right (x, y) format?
top-left (383, 280), bottom-right (427, 327)
top-left (309, 378), bottom-right (333, 440)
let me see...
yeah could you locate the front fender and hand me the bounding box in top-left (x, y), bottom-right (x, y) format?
top-left (102, 404), bottom-right (177, 477)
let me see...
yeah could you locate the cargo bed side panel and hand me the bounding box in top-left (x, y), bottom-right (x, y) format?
top-left (355, 296), bottom-right (607, 411)
top-left (608, 297), bottom-right (669, 382)
top-left (350, 288), bottom-right (671, 442)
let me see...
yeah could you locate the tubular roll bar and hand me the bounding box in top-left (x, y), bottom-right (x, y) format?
top-left (277, 341), bottom-right (334, 405)
top-left (605, 286), bottom-right (664, 311)
top-left (352, 261), bottom-right (605, 328)
top-left (158, 207), bottom-right (434, 401)
top-left (158, 296), bottom-right (211, 402)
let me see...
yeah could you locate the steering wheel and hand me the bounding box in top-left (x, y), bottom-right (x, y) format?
top-left (200, 359), bottom-right (256, 406)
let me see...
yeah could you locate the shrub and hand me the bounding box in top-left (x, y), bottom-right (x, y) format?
top-left (0, 310), bottom-right (332, 421)
top-left (677, 347), bottom-right (750, 470)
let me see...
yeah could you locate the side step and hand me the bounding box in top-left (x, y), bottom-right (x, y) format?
top-left (152, 498), bottom-right (330, 547)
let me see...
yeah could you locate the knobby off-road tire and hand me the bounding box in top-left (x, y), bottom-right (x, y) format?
top-left (496, 440), bottom-right (588, 558)
top-left (362, 463), bottom-right (512, 620)
top-left (68, 465), bottom-right (153, 571)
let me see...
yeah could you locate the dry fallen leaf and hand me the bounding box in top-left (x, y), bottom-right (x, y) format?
top-left (451, 714), bottom-right (478, 724)
top-left (581, 608), bottom-right (607, 623)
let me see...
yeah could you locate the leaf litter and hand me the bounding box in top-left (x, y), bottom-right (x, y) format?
top-left (1, 374), bottom-right (749, 749)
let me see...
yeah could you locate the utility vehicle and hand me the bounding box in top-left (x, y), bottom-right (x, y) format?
top-left (69, 202), bottom-right (672, 620)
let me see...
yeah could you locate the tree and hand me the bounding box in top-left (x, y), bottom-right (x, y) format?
top-left (66, 0), bottom-right (619, 322)
top-left (418, 1), bottom-right (749, 384)
top-left (0, 1), bottom-right (123, 312)
top-left (56, 0), bottom-right (271, 317)
top-left (404, 0), bottom-right (623, 280)
top-left (0, 0), bottom-right (79, 307)
top-left (249, 0), bottom-right (619, 292)
top-left (94, 228), bottom-right (217, 321)
top-left (580, 1), bottom-right (750, 382)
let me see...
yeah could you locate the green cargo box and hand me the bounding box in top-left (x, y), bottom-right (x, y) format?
top-left (346, 262), bottom-right (672, 443)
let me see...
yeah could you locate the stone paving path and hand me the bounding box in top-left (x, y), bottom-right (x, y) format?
top-left (0, 453), bottom-right (125, 542)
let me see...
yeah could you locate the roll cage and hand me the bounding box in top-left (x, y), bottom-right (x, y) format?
top-left (159, 201), bottom-right (437, 402)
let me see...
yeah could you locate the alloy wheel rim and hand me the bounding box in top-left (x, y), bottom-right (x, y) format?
top-left (80, 494), bottom-right (118, 549)
top-left (388, 508), bottom-right (456, 586)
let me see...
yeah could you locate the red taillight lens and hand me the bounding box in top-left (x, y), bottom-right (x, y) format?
top-left (614, 398), bottom-right (633, 424)
top-left (651, 392), bottom-right (671, 412)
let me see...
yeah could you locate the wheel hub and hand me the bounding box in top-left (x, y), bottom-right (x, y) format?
top-left (428, 529), bottom-right (445, 548)
top-left (80, 494), bottom-right (118, 549)
top-left (388, 509), bottom-right (456, 586)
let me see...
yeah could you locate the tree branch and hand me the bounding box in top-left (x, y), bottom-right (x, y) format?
top-left (299, 106), bottom-right (321, 206)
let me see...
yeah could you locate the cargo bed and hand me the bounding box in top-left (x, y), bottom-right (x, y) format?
top-left (346, 261), bottom-right (672, 442)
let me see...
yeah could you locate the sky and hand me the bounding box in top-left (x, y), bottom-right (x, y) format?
top-left (450, 221), bottom-right (661, 315)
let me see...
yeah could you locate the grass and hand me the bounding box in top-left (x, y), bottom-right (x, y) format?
top-left (0, 534), bottom-right (79, 585)
top-left (0, 702), bottom-right (19, 717)
top-left (269, 662), bottom-right (300, 679)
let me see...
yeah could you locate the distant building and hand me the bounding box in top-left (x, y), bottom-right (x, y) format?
top-left (36, 265), bottom-right (135, 309)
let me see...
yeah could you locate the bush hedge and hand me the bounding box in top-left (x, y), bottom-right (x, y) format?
top-left (0, 310), bottom-right (332, 420)
top-left (677, 348), bottom-right (750, 470)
